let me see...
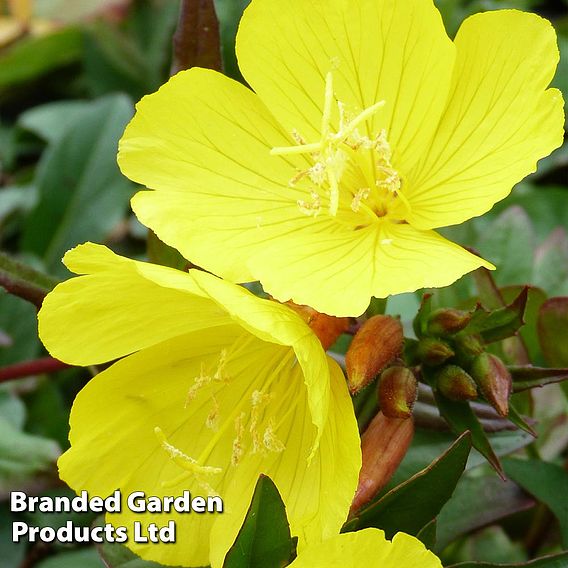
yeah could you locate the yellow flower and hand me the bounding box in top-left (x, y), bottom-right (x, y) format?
top-left (38, 243), bottom-right (361, 568)
top-left (118, 0), bottom-right (564, 317)
top-left (288, 528), bottom-right (442, 568)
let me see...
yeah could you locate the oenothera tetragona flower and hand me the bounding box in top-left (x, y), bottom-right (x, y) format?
top-left (288, 528), bottom-right (442, 568)
top-left (117, 0), bottom-right (564, 317)
top-left (38, 243), bottom-right (360, 568)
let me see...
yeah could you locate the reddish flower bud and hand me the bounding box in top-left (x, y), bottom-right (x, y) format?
top-left (470, 353), bottom-right (512, 417)
top-left (436, 365), bottom-right (478, 401)
top-left (350, 411), bottom-right (414, 515)
top-left (346, 315), bottom-right (404, 394)
top-left (416, 337), bottom-right (454, 366)
top-left (378, 366), bottom-right (417, 419)
top-left (285, 301), bottom-right (349, 350)
top-left (427, 308), bottom-right (473, 336)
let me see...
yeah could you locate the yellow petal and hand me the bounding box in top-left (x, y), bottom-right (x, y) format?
top-left (38, 243), bottom-right (230, 365)
top-left (119, 68), bottom-right (311, 283)
top-left (288, 529), bottom-right (442, 568)
top-left (210, 359), bottom-right (361, 568)
top-left (237, 0), bottom-right (455, 171)
top-left (58, 328), bottom-right (358, 567)
top-left (248, 221), bottom-right (492, 317)
top-left (406, 10), bottom-right (564, 229)
top-left (40, 243), bottom-right (331, 444)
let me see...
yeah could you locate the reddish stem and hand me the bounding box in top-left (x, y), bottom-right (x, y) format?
top-left (0, 357), bottom-right (70, 383)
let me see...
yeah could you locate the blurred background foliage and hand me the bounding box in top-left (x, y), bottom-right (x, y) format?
top-left (0, 0), bottom-right (567, 567)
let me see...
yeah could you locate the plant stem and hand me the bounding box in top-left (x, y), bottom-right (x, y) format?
top-left (171, 0), bottom-right (222, 75)
top-left (0, 251), bottom-right (58, 308)
top-left (0, 357), bottom-right (70, 383)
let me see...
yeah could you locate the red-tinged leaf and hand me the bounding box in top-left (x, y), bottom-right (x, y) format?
top-left (447, 551), bottom-right (568, 568)
top-left (434, 392), bottom-right (503, 477)
top-left (511, 365), bottom-right (568, 393)
top-left (538, 297), bottom-right (568, 367)
top-left (467, 288), bottom-right (528, 343)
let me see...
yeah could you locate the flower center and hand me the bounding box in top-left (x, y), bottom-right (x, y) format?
top-left (271, 72), bottom-right (409, 220)
top-left (154, 337), bottom-right (295, 494)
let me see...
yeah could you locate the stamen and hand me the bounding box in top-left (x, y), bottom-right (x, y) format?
top-left (263, 421), bottom-right (286, 453)
top-left (155, 426), bottom-right (222, 480)
top-left (270, 71), bottom-right (397, 218)
top-left (185, 362), bottom-right (211, 407)
top-left (297, 191), bottom-right (321, 217)
top-left (206, 397), bottom-right (220, 431)
top-left (231, 412), bottom-right (246, 466)
top-left (351, 188), bottom-right (370, 212)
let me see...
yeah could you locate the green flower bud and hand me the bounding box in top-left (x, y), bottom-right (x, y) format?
top-left (453, 333), bottom-right (485, 367)
top-left (427, 308), bottom-right (472, 336)
top-left (378, 366), bottom-right (417, 419)
top-left (470, 353), bottom-right (512, 417)
top-left (436, 365), bottom-right (478, 401)
top-left (416, 337), bottom-right (454, 367)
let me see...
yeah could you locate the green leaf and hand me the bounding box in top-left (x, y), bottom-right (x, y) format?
top-left (0, 391), bottom-right (26, 429)
top-left (533, 229), bottom-right (568, 297)
top-left (447, 551), bottom-right (568, 568)
top-left (491, 185), bottom-right (568, 242)
top-left (467, 287), bottom-right (528, 344)
top-left (0, 415), bottom-right (60, 493)
top-left (503, 458), bottom-right (568, 548)
top-left (345, 432), bottom-right (471, 536)
top-left (214, 0), bottom-right (250, 79)
top-left (477, 206), bottom-right (535, 287)
top-left (21, 94), bottom-right (135, 275)
top-left (413, 293), bottom-right (433, 338)
top-left (451, 526), bottom-right (526, 564)
top-left (500, 286), bottom-right (547, 365)
top-left (384, 428), bottom-right (531, 493)
top-left (98, 518), bottom-right (177, 568)
top-left (0, 292), bottom-right (41, 366)
top-left (433, 394), bottom-right (503, 476)
top-left (506, 404), bottom-right (536, 437)
top-left (18, 100), bottom-right (91, 144)
top-left (147, 231), bottom-right (188, 270)
top-left (83, 21), bottom-right (156, 99)
top-left (36, 549), bottom-right (103, 568)
top-left (416, 519), bottom-right (437, 550)
top-left (538, 298), bottom-right (568, 367)
top-left (0, 28), bottom-right (83, 92)
top-left (0, 505), bottom-right (25, 568)
top-left (224, 474), bottom-right (293, 568)
top-left (436, 473), bottom-right (534, 552)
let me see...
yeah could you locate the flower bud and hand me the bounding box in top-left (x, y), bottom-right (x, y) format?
top-left (427, 308), bottom-right (472, 336)
top-left (350, 411), bottom-right (414, 515)
top-left (453, 333), bottom-right (484, 366)
top-left (435, 365), bottom-right (478, 401)
top-left (285, 301), bottom-right (349, 350)
top-left (470, 353), bottom-right (512, 417)
top-left (378, 366), bottom-right (417, 419)
top-left (346, 315), bottom-right (404, 394)
top-left (416, 337), bottom-right (454, 366)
